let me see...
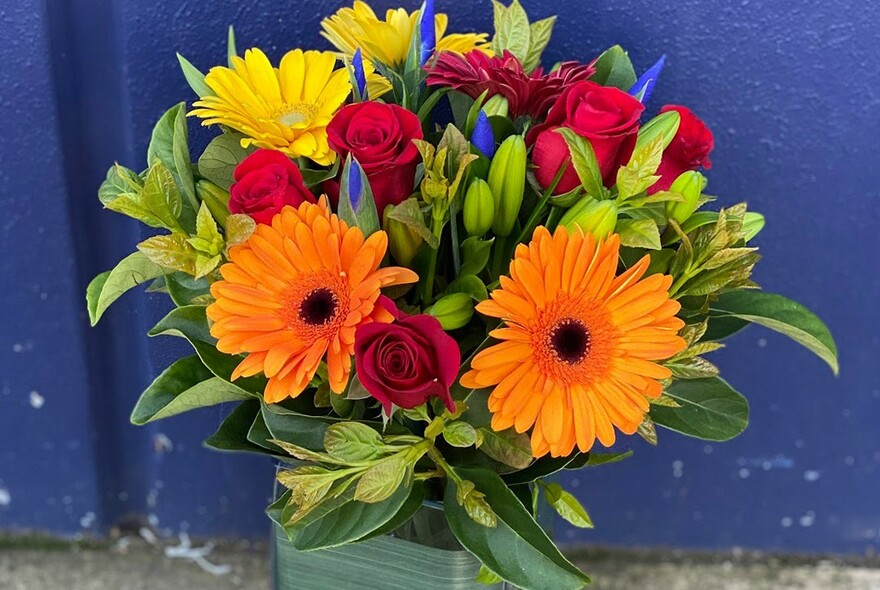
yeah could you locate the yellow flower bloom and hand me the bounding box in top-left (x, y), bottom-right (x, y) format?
top-left (321, 1), bottom-right (491, 67)
top-left (191, 48), bottom-right (388, 166)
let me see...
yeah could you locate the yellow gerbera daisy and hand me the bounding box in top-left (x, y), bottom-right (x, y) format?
top-left (461, 227), bottom-right (687, 458)
top-left (207, 198), bottom-right (418, 403)
top-left (321, 1), bottom-right (491, 67)
top-left (191, 48), bottom-right (388, 166)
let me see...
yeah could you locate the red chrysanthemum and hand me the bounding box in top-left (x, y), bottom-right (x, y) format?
top-left (425, 50), bottom-right (595, 121)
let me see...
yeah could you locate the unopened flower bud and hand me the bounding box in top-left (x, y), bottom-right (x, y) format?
top-left (488, 135), bottom-right (526, 237)
top-left (483, 95), bottom-right (509, 118)
top-left (383, 205), bottom-right (423, 267)
top-left (196, 180), bottom-right (230, 228)
top-left (427, 292), bottom-right (474, 330)
top-left (463, 179), bottom-right (495, 236)
top-left (664, 171), bottom-right (707, 224)
top-left (560, 197), bottom-right (618, 239)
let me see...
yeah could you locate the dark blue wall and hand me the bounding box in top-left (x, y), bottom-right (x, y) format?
top-left (1, 0), bottom-right (877, 553)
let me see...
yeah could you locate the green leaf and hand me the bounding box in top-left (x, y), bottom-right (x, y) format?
top-left (585, 451), bottom-right (633, 467)
top-left (198, 132), bottom-right (254, 190)
top-left (87, 252), bottom-right (164, 325)
top-left (204, 400), bottom-right (271, 454)
top-left (477, 427), bottom-right (532, 469)
top-left (148, 305), bottom-right (267, 393)
top-left (98, 164), bottom-right (143, 206)
top-left (227, 25), bottom-right (237, 68)
top-left (523, 16), bottom-right (556, 73)
top-left (131, 356), bottom-right (250, 424)
top-left (147, 103), bottom-right (198, 228)
top-left (492, 0), bottom-right (531, 61)
top-left (590, 45), bottom-right (637, 90)
top-left (459, 237), bottom-right (493, 276)
top-left (444, 421), bottom-right (478, 448)
top-left (138, 234), bottom-right (197, 274)
top-left (384, 197), bottom-right (437, 248)
top-left (555, 128), bottom-right (605, 200)
top-left (703, 315), bottom-right (750, 342)
top-left (666, 356), bottom-right (720, 379)
top-left (445, 466), bottom-right (591, 590)
top-left (261, 404), bottom-right (335, 453)
top-left (355, 454), bottom-right (409, 503)
top-left (616, 135), bottom-right (665, 199)
top-left (710, 291), bottom-right (838, 374)
top-left (300, 159), bottom-right (340, 188)
top-left (355, 481), bottom-right (426, 542)
top-left (651, 377), bottom-right (749, 441)
top-left (287, 482), bottom-right (413, 551)
top-left (445, 274), bottom-right (489, 302)
top-left (225, 214), bottom-right (256, 247)
top-left (140, 163), bottom-right (185, 231)
top-left (616, 218), bottom-right (661, 250)
top-left (543, 483), bottom-right (593, 528)
top-left (324, 422), bottom-right (385, 463)
top-left (475, 564), bottom-right (504, 585)
top-left (164, 272), bottom-right (212, 306)
top-left (176, 53), bottom-right (214, 98)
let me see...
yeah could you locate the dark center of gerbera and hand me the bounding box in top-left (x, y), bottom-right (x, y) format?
top-left (549, 318), bottom-right (591, 364)
top-left (299, 288), bottom-right (339, 326)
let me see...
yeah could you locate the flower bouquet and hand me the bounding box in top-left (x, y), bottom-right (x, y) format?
top-left (86, 1), bottom-right (838, 588)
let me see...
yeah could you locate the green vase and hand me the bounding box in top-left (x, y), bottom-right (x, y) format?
top-left (272, 502), bottom-right (508, 589)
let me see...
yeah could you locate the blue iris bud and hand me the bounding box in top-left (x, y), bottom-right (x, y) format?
top-left (352, 48), bottom-right (367, 100)
top-left (471, 110), bottom-right (495, 158)
top-left (629, 55), bottom-right (666, 105)
top-left (419, 0), bottom-right (436, 65)
top-left (349, 157), bottom-right (363, 212)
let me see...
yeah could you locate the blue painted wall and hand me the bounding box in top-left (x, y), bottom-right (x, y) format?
top-left (1, 0), bottom-right (877, 553)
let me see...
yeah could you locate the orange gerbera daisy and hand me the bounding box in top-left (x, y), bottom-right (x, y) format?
top-left (207, 198), bottom-right (418, 403)
top-left (460, 226), bottom-right (686, 458)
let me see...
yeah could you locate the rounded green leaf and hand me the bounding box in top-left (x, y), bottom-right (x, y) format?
top-left (650, 377), bottom-right (749, 441)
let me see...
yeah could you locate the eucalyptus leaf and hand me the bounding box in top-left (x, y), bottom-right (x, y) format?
top-left (87, 252), bottom-right (164, 325)
top-left (445, 466), bottom-right (591, 590)
top-left (651, 377), bottom-right (749, 441)
top-left (131, 356), bottom-right (251, 424)
top-left (710, 291), bottom-right (838, 374)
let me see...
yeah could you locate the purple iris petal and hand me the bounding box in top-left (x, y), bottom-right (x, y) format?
top-left (419, 0), bottom-right (436, 65)
top-left (471, 110), bottom-right (495, 158)
top-left (352, 48), bottom-right (367, 100)
top-left (629, 54), bottom-right (666, 105)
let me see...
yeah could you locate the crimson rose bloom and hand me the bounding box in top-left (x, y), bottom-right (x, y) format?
top-left (354, 298), bottom-right (460, 414)
top-left (529, 81), bottom-right (645, 194)
top-left (326, 102), bottom-right (423, 215)
top-left (229, 149), bottom-right (316, 224)
top-left (650, 105), bottom-right (714, 193)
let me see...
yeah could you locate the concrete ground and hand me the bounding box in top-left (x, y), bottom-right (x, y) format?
top-left (1, 535), bottom-right (880, 589)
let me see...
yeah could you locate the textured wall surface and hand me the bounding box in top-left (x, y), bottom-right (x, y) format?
top-left (0, 0), bottom-right (877, 553)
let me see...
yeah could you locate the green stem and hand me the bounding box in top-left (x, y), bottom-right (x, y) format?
top-left (515, 191), bottom-right (552, 245)
top-left (422, 214), bottom-right (445, 303)
top-left (426, 446), bottom-right (462, 485)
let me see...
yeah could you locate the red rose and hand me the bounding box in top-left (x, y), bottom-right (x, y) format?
top-left (229, 149), bottom-right (316, 224)
top-left (650, 105), bottom-right (714, 193)
top-left (529, 81), bottom-right (645, 194)
top-left (354, 299), bottom-right (460, 414)
top-left (326, 102), bottom-right (423, 215)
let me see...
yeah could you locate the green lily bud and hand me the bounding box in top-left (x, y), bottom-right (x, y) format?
top-left (664, 171), bottom-right (707, 224)
top-left (635, 110), bottom-right (681, 152)
top-left (196, 180), bottom-right (230, 228)
top-left (463, 179), bottom-right (495, 236)
top-left (427, 293), bottom-right (474, 330)
top-left (488, 135), bottom-right (526, 237)
top-left (383, 205), bottom-right (423, 267)
top-left (742, 212), bottom-right (765, 242)
top-left (483, 95), bottom-right (509, 118)
top-left (560, 197), bottom-right (618, 239)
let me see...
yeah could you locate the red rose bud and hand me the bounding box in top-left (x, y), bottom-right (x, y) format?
top-left (529, 81), bottom-right (645, 194)
top-left (650, 105), bottom-right (714, 194)
top-left (196, 180), bottom-right (230, 228)
top-left (229, 149), bottom-right (316, 225)
top-left (664, 171), bottom-right (707, 224)
top-left (354, 314), bottom-right (461, 414)
top-left (560, 197), bottom-right (618, 239)
top-left (488, 135), bottom-right (526, 237)
top-left (427, 292), bottom-right (474, 330)
top-left (327, 102), bottom-right (424, 216)
top-left (463, 179), bottom-right (494, 236)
